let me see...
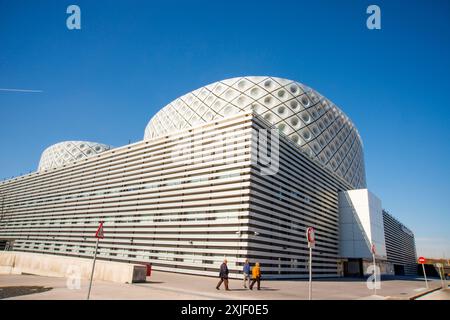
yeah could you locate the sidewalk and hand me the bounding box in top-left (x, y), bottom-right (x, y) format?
top-left (132, 271), bottom-right (443, 300)
top-left (0, 271), bottom-right (444, 300)
top-left (416, 288), bottom-right (450, 300)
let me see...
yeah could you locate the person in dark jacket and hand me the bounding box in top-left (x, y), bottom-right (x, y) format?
top-left (216, 259), bottom-right (230, 290)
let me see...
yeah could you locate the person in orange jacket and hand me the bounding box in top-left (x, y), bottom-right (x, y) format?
top-left (249, 262), bottom-right (261, 290)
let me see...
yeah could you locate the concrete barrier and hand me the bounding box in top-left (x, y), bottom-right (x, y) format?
top-left (0, 251), bottom-right (146, 284)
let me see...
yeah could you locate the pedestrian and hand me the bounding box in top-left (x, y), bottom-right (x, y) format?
top-left (216, 259), bottom-right (230, 290)
top-left (249, 262), bottom-right (261, 290)
top-left (243, 259), bottom-right (251, 288)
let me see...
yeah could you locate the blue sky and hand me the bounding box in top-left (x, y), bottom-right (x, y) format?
top-left (0, 0), bottom-right (449, 258)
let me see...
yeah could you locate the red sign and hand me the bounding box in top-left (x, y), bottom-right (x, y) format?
top-left (371, 243), bottom-right (376, 255)
top-left (306, 227), bottom-right (315, 244)
top-left (418, 256), bottom-right (426, 264)
top-left (95, 222), bottom-right (104, 239)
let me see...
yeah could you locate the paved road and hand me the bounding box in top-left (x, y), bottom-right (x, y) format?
top-left (0, 271), bottom-right (445, 300)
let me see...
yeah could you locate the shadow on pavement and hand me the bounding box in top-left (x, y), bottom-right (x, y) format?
top-left (259, 287), bottom-right (279, 291)
top-left (0, 286), bottom-right (52, 299)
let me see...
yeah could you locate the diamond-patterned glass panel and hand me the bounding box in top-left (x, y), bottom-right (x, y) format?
top-left (143, 76), bottom-right (366, 188)
top-left (38, 141), bottom-right (111, 171)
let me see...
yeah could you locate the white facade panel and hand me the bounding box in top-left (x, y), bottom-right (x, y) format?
top-left (338, 189), bottom-right (387, 259)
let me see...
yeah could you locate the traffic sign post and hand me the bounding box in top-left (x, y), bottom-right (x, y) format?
top-left (435, 263), bottom-right (445, 288)
top-left (371, 243), bottom-right (377, 295)
top-left (87, 221), bottom-right (104, 300)
top-left (418, 256), bottom-right (428, 288)
top-left (306, 227), bottom-right (315, 300)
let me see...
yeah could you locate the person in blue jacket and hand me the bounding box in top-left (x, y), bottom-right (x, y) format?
top-left (243, 259), bottom-right (251, 288)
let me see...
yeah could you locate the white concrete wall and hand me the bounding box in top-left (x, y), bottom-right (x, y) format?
top-left (338, 189), bottom-right (387, 259)
top-left (0, 251), bottom-right (146, 284)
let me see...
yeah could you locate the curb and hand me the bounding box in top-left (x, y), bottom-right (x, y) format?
top-left (408, 286), bottom-right (443, 300)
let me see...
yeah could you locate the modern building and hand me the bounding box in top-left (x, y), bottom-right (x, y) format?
top-left (382, 210), bottom-right (417, 275)
top-left (0, 76), bottom-right (416, 278)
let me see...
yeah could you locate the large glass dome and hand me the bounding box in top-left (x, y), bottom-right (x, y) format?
top-left (144, 76), bottom-right (366, 188)
top-left (38, 141), bottom-right (111, 171)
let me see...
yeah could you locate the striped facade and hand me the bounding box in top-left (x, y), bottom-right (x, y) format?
top-left (0, 112), bottom-right (352, 279)
top-left (382, 210), bottom-right (417, 276)
top-left (246, 115), bottom-right (351, 277)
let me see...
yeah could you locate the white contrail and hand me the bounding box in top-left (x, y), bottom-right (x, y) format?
top-left (0, 88), bottom-right (43, 93)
